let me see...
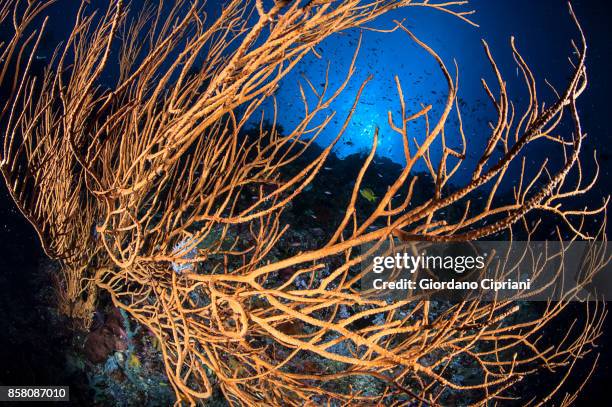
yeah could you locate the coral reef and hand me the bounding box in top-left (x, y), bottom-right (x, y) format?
top-left (0, 1), bottom-right (608, 405)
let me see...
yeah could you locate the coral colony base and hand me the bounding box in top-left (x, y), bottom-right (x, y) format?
top-left (0, 0), bottom-right (609, 406)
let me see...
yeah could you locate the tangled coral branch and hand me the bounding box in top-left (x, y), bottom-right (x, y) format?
top-left (0, 0), bottom-right (608, 405)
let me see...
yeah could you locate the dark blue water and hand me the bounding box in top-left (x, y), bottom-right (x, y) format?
top-left (263, 1), bottom-right (609, 193)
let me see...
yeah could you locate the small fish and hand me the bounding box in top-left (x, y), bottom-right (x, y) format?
top-left (360, 188), bottom-right (378, 203)
top-left (324, 166), bottom-right (332, 170)
top-left (324, 191), bottom-right (332, 195)
top-left (128, 353), bottom-right (141, 369)
top-left (151, 336), bottom-right (162, 352)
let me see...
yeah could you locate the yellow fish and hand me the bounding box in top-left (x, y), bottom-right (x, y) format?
top-left (359, 188), bottom-right (378, 203)
top-left (128, 353), bottom-right (141, 369)
top-left (151, 337), bottom-right (162, 352)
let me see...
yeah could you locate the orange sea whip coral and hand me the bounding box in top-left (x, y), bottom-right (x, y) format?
top-left (0, 1), bottom-right (608, 405)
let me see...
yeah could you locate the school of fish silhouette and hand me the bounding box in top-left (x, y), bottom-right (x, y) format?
top-left (0, 0), bottom-right (608, 405)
